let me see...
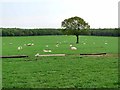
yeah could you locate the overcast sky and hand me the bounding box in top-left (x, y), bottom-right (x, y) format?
top-left (0, 0), bottom-right (119, 29)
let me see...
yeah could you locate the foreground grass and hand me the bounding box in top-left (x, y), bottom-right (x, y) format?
top-left (3, 56), bottom-right (118, 88)
top-left (2, 36), bottom-right (118, 88)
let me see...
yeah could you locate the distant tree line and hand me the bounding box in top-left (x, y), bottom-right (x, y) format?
top-left (1, 28), bottom-right (63, 36)
top-left (90, 28), bottom-right (120, 36)
top-left (1, 28), bottom-right (120, 37)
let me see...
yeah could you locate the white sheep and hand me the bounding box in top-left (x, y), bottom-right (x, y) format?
top-left (70, 46), bottom-right (77, 50)
top-left (31, 43), bottom-right (34, 46)
top-left (26, 43), bottom-right (34, 46)
top-left (48, 50), bottom-right (52, 52)
top-left (27, 43), bottom-right (32, 46)
top-left (43, 49), bottom-right (52, 52)
top-left (18, 46), bottom-right (22, 51)
top-left (69, 44), bottom-right (72, 47)
top-left (105, 43), bottom-right (108, 44)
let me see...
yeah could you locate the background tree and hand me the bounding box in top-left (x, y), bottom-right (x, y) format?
top-left (61, 16), bottom-right (90, 44)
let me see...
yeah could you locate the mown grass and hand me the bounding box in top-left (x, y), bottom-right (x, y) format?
top-left (2, 35), bottom-right (119, 88)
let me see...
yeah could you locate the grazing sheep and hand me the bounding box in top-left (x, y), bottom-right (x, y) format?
top-left (69, 44), bottom-right (72, 47)
top-left (31, 43), bottom-right (34, 46)
top-left (27, 43), bottom-right (34, 46)
top-left (18, 46), bottom-right (22, 50)
top-left (27, 43), bottom-right (32, 46)
top-left (43, 49), bottom-right (52, 52)
top-left (69, 44), bottom-right (77, 50)
top-left (70, 46), bottom-right (77, 50)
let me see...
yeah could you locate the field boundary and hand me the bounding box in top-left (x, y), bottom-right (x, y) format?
top-left (1, 53), bottom-right (119, 58)
top-left (0, 55), bottom-right (28, 58)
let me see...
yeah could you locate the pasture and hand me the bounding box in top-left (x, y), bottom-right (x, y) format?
top-left (2, 35), bottom-right (119, 88)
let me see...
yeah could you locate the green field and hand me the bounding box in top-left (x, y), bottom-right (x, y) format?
top-left (2, 35), bottom-right (119, 88)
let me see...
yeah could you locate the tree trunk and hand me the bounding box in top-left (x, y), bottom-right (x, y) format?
top-left (76, 35), bottom-right (79, 44)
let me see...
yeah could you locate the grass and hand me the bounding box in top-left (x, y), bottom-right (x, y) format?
top-left (0, 37), bottom-right (2, 89)
top-left (2, 35), bottom-right (119, 88)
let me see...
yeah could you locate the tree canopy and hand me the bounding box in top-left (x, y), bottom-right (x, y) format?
top-left (61, 16), bottom-right (90, 43)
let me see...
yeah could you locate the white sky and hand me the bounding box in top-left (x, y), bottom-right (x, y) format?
top-left (0, 0), bottom-right (119, 29)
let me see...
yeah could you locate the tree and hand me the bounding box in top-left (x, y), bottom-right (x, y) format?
top-left (61, 16), bottom-right (90, 44)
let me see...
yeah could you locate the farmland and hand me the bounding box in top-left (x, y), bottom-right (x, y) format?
top-left (2, 35), bottom-right (119, 88)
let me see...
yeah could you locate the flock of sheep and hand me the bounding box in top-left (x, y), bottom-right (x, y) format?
top-left (16, 41), bottom-right (79, 57)
top-left (14, 40), bottom-right (108, 57)
top-left (17, 42), bottom-right (77, 51)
